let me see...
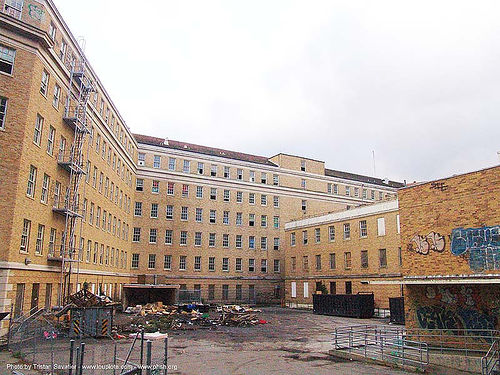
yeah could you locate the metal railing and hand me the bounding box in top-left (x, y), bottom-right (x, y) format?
top-left (334, 325), bottom-right (429, 370)
top-left (481, 341), bottom-right (500, 375)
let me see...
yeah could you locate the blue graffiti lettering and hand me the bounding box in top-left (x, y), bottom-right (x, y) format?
top-left (450, 226), bottom-right (500, 271)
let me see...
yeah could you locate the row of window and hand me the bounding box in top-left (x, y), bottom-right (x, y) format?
top-left (19, 218), bottom-right (128, 269)
top-left (290, 281), bottom-right (353, 298)
top-left (290, 248), bottom-right (395, 272)
top-left (290, 216), bottom-right (399, 245)
top-left (135, 253), bottom-right (280, 273)
top-left (132, 228), bottom-right (281, 250)
top-left (82, 200), bottom-right (130, 241)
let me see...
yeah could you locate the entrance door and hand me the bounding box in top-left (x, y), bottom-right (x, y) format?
top-left (31, 283), bottom-right (40, 311)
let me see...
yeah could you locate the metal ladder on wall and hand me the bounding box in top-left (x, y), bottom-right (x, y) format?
top-left (55, 55), bottom-right (94, 306)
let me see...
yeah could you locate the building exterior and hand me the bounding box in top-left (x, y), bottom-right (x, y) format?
top-left (0, 0), bottom-right (402, 336)
top-left (284, 200), bottom-right (403, 309)
top-left (398, 165), bottom-right (500, 332)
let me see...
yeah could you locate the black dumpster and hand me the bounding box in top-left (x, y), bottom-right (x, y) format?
top-left (389, 297), bottom-right (405, 324)
top-left (313, 293), bottom-right (374, 318)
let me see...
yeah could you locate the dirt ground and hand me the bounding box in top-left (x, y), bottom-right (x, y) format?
top-left (2, 306), bottom-right (418, 375)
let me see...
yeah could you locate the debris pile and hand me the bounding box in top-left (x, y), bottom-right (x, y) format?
top-left (123, 302), bottom-right (266, 333)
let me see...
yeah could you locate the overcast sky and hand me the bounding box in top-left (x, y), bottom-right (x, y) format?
top-left (56, 0), bottom-right (500, 183)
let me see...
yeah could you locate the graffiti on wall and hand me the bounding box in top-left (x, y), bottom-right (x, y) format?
top-left (416, 285), bottom-right (497, 333)
top-left (28, 3), bottom-right (44, 21)
top-left (407, 231), bottom-right (446, 255)
top-left (451, 226), bottom-right (500, 271)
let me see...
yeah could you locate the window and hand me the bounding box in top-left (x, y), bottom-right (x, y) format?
top-left (236, 258), bottom-right (242, 272)
top-left (396, 214), bottom-right (400, 234)
top-left (180, 231), bottom-right (187, 245)
top-left (360, 220), bottom-right (367, 237)
top-left (4, 0), bottom-right (23, 19)
top-left (291, 282), bottom-right (296, 298)
top-left (131, 254), bottom-right (139, 269)
top-left (196, 185), bottom-right (203, 198)
top-left (195, 208), bottom-right (203, 222)
top-left (344, 252), bottom-right (352, 269)
top-left (183, 160), bottom-right (190, 173)
top-left (249, 193), bottom-right (255, 204)
top-left (237, 169), bottom-right (243, 180)
top-left (371, 190), bottom-right (375, 200)
top-left (249, 170), bottom-right (255, 182)
top-left (195, 232), bottom-right (202, 246)
top-left (379, 249), bottom-right (387, 268)
top-left (248, 259), bottom-right (255, 272)
top-left (301, 179), bottom-right (306, 189)
top-left (261, 259), bottom-right (267, 273)
top-left (134, 202), bottom-right (142, 216)
top-left (224, 166), bottom-right (230, 178)
top-left (236, 191), bottom-right (243, 203)
top-left (327, 183), bottom-right (332, 194)
top-left (236, 235), bottom-right (242, 248)
top-left (377, 218), bottom-right (386, 236)
top-left (302, 256), bottom-right (309, 271)
top-left (165, 230), bottom-right (173, 245)
top-left (273, 216), bottom-right (280, 229)
top-left (0, 97), bottom-right (7, 129)
top-left (33, 114), bottom-right (43, 145)
top-left (222, 285), bottom-right (229, 300)
top-left (315, 228), bottom-right (321, 243)
top-left (148, 254), bottom-right (156, 269)
top-left (26, 165), bottom-right (37, 197)
top-left (194, 256), bottom-right (201, 271)
top-left (261, 172), bottom-right (267, 184)
top-left (168, 157), bottom-right (176, 171)
top-left (363, 189), bottom-right (367, 199)
top-left (132, 227), bottom-right (141, 242)
top-left (152, 180), bottom-right (159, 193)
top-left (291, 257), bottom-right (296, 271)
top-left (302, 230), bottom-right (308, 245)
top-left (273, 196), bottom-right (279, 208)
top-left (223, 189), bottom-right (230, 202)
top-left (209, 210), bottom-right (216, 224)
top-left (20, 219), bottom-right (31, 253)
top-left (398, 247), bottom-right (403, 266)
top-left (290, 232), bottom-right (296, 246)
top-left (210, 164), bottom-right (217, 177)
top-left (236, 212), bottom-right (242, 226)
top-left (208, 257), bottom-right (215, 271)
top-left (48, 22), bottom-right (57, 41)
top-left (300, 159), bottom-right (306, 171)
top-left (179, 256), bottom-right (187, 270)
top-left (208, 284), bottom-right (215, 299)
top-left (48, 228), bottom-right (56, 257)
top-left (329, 253), bottom-right (336, 269)
top-left (248, 214), bottom-right (255, 227)
top-left (164, 255), bottom-right (172, 270)
top-left (135, 179), bottom-right (144, 191)
top-left (150, 203), bottom-right (158, 218)
top-left (52, 84), bottom-right (61, 108)
top-left (59, 39), bottom-right (67, 60)
top-left (209, 233), bottom-right (216, 247)
top-left (40, 70), bottom-right (49, 96)
top-left (167, 182), bottom-right (174, 195)
top-left (273, 174), bottom-right (279, 186)
top-left (260, 237), bottom-right (267, 250)
top-left (210, 188), bottom-right (217, 200)
top-left (223, 211), bottom-right (229, 225)
top-left (361, 250), bottom-right (368, 268)
top-left (137, 153), bottom-right (145, 165)
top-left (315, 255), bottom-right (321, 270)
top-left (354, 187), bottom-right (359, 197)
top-left (0, 44), bottom-right (16, 74)
top-left (182, 184), bottom-right (189, 197)
top-left (35, 224), bottom-right (44, 255)
top-left (301, 200), bottom-right (307, 211)
top-left (261, 215), bottom-right (267, 227)
top-left (222, 258), bottom-right (229, 271)
top-left (345, 281), bottom-right (352, 295)
top-left (197, 162), bottom-right (204, 174)
top-left (249, 236), bottom-right (255, 249)
top-left (343, 223), bottom-right (350, 240)
top-left (260, 194), bottom-right (267, 206)
top-left (274, 237), bottom-right (280, 250)
top-left (329, 226), bottom-right (335, 241)
top-left (153, 155), bottom-right (161, 168)
top-left (345, 186), bottom-right (351, 196)
top-left (180, 206), bottom-right (188, 221)
top-left (166, 205), bottom-right (173, 220)
top-left (40, 174), bottom-right (49, 204)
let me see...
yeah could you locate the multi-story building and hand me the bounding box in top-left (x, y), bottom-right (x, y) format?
top-left (283, 200), bottom-right (403, 309)
top-left (398, 165), bottom-right (500, 332)
top-left (130, 135), bottom-right (402, 303)
top-left (0, 0), bottom-right (402, 335)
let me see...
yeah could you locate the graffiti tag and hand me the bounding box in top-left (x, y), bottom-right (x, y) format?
top-left (430, 182), bottom-right (448, 191)
top-left (416, 305), bottom-right (495, 334)
top-left (407, 231), bottom-right (446, 255)
top-left (451, 226), bottom-right (500, 271)
top-left (28, 4), bottom-right (44, 21)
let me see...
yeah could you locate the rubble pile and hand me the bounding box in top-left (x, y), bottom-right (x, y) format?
top-left (123, 302), bottom-right (266, 333)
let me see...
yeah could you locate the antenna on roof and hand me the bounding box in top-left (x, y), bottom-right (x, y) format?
top-left (372, 150), bottom-right (377, 177)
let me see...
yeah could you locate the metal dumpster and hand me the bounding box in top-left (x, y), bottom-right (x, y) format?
top-left (70, 307), bottom-right (113, 337)
top-left (313, 292), bottom-right (374, 318)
